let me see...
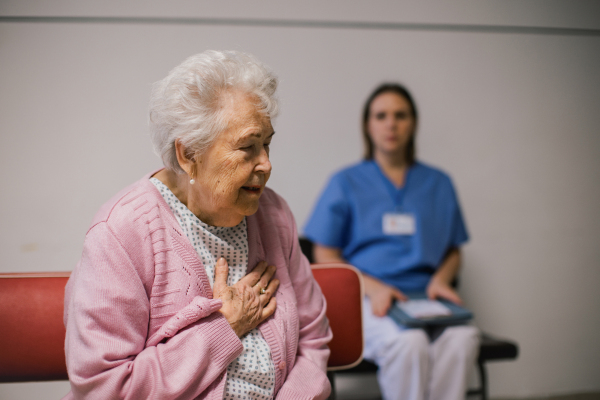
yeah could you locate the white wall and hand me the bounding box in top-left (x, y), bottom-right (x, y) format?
top-left (1, 1), bottom-right (599, 398)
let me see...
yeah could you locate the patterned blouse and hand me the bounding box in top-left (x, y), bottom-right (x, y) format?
top-left (151, 178), bottom-right (275, 399)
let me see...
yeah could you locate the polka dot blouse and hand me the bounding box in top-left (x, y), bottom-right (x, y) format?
top-left (151, 178), bottom-right (275, 400)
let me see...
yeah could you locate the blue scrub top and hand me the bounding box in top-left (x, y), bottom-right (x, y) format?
top-left (304, 161), bottom-right (469, 293)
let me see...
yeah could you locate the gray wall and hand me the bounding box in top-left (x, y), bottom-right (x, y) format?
top-left (1, 1), bottom-right (599, 398)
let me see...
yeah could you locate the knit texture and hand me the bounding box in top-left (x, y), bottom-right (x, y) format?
top-left (151, 177), bottom-right (275, 399)
top-left (63, 172), bottom-right (332, 399)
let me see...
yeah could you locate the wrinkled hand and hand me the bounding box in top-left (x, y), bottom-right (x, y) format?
top-left (213, 258), bottom-right (279, 338)
top-left (364, 275), bottom-right (407, 317)
top-left (426, 277), bottom-right (463, 305)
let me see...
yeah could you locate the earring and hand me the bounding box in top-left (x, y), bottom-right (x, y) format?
top-left (190, 164), bottom-right (196, 184)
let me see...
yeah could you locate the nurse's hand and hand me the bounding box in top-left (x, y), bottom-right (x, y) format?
top-left (363, 274), bottom-right (407, 317)
top-left (426, 277), bottom-right (463, 305)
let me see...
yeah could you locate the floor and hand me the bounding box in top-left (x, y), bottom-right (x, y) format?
top-left (333, 373), bottom-right (600, 400)
top-left (493, 395), bottom-right (600, 400)
top-left (0, 378), bottom-right (598, 400)
top-left (335, 373), bottom-right (382, 400)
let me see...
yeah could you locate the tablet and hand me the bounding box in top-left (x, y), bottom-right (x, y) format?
top-left (388, 292), bottom-right (473, 328)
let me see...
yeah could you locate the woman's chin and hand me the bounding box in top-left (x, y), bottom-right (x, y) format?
top-left (242, 201), bottom-right (261, 217)
top-left (230, 193), bottom-right (261, 218)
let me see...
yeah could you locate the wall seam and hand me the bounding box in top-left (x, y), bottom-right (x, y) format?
top-left (1, 16), bottom-right (599, 37)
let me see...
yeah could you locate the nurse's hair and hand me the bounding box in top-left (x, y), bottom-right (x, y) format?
top-left (149, 50), bottom-right (279, 173)
top-left (361, 83), bottom-right (418, 164)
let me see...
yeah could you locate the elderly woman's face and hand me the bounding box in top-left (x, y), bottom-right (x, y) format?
top-left (192, 91), bottom-right (274, 227)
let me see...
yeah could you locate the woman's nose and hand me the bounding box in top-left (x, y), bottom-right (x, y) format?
top-left (255, 148), bottom-right (272, 174)
top-left (386, 116), bottom-right (398, 128)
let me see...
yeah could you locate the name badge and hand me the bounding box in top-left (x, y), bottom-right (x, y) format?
top-left (383, 213), bottom-right (416, 235)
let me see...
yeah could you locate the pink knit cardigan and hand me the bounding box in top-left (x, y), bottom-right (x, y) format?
top-left (62, 172), bottom-right (332, 399)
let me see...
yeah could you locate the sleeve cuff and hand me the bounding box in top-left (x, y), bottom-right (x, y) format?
top-left (146, 296), bottom-right (223, 347)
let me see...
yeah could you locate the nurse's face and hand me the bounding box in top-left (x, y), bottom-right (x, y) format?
top-left (367, 92), bottom-right (415, 159)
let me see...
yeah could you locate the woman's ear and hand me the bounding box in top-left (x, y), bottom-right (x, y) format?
top-left (174, 139), bottom-right (195, 177)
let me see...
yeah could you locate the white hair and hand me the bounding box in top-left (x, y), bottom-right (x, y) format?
top-left (149, 50), bottom-right (279, 172)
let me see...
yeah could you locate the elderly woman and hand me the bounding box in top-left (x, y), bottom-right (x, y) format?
top-left (63, 50), bottom-right (332, 400)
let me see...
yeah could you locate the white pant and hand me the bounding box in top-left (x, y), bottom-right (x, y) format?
top-left (362, 298), bottom-right (480, 400)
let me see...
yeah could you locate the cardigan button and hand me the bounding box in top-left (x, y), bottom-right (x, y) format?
top-left (278, 361), bottom-right (286, 370)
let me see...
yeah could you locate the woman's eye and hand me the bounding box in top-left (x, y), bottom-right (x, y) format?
top-left (395, 112), bottom-right (408, 120)
top-left (375, 112), bottom-right (386, 120)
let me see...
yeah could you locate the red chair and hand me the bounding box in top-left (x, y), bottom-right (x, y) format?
top-left (1, 266), bottom-right (364, 400)
top-left (311, 263), bottom-right (364, 398)
top-left (0, 272), bottom-right (70, 382)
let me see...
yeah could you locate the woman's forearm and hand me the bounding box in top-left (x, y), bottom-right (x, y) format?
top-left (284, 237), bottom-right (333, 399)
top-left (312, 243), bottom-right (346, 264)
top-left (431, 247), bottom-right (461, 285)
top-left (362, 273), bottom-right (388, 298)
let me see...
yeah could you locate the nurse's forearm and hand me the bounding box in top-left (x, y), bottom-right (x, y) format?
top-left (312, 243), bottom-right (346, 264)
top-left (431, 248), bottom-right (461, 286)
top-left (360, 273), bottom-right (403, 298)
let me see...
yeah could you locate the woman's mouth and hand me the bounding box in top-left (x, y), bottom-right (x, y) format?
top-left (242, 186), bottom-right (261, 193)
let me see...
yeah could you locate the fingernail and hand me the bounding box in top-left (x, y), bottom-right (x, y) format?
top-left (217, 257), bottom-right (226, 266)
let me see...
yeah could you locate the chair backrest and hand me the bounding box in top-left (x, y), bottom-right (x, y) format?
top-left (0, 272), bottom-right (70, 382)
top-left (311, 263), bottom-right (364, 371)
top-left (0, 266), bottom-right (364, 379)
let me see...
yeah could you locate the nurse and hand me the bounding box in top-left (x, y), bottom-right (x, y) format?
top-left (304, 83), bottom-right (479, 400)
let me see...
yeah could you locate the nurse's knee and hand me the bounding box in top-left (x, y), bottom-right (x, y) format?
top-left (450, 326), bottom-right (480, 349)
top-left (440, 326), bottom-right (480, 361)
top-left (376, 329), bottom-right (429, 372)
top-left (392, 329), bottom-right (429, 358)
